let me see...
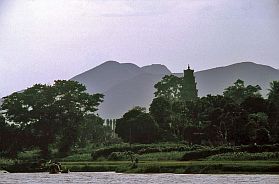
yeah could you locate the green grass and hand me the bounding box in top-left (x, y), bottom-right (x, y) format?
top-left (129, 160), bottom-right (279, 173)
top-left (3, 144), bottom-right (279, 173)
top-left (137, 151), bottom-right (184, 161)
top-left (59, 160), bottom-right (279, 174)
top-left (61, 151), bottom-right (184, 162)
top-left (60, 153), bottom-right (91, 161)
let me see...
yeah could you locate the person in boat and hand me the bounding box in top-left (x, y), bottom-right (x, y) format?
top-left (49, 161), bottom-right (61, 174)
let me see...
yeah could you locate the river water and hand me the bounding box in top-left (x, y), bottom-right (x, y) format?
top-left (1, 172), bottom-right (279, 184)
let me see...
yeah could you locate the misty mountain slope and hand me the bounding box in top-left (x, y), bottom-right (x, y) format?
top-left (98, 73), bottom-right (167, 119)
top-left (173, 62), bottom-right (279, 96)
top-left (70, 61), bottom-right (279, 119)
top-left (195, 62), bottom-right (279, 96)
top-left (70, 61), bottom-right (141, 93)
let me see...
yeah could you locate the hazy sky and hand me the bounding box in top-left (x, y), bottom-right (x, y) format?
top-left (1, 0), bottom-right (279, 97)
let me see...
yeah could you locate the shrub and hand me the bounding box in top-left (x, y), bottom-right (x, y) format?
top-left (239, 144), bottom-right (279, 153)
top-left (181, 147), bottom-right (235, 161)
top-left (91, 143), bottom-right (191, 160)
top-left (208, 152), bottom-right (279, 161)
top-left (137, 148), bottom-right (161, 155)
top-left (107, 152), bottom-right (127, 161)
top-left (181, 144), bottom-right (279, 161)
top-left (91, 144), bottom-right (146, 160)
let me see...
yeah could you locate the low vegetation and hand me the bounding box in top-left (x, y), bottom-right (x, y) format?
top-left (91, 143), bottom-right (193, 160)
top-left (208, 152), bottom-right (279, 161)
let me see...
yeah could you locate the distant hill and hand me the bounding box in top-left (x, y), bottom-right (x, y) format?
top-left (71, 61), bottom-right (279, 119)
top-left (175, 62), bottom-right (279, 97)
top-left (71, 61), bottom-right (142, 93)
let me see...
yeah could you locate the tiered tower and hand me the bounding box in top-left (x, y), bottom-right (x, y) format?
top-left (181, 65), bottom-right (198, 101)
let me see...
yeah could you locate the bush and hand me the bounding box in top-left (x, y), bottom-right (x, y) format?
top-left (91, 144), bottom-right (145, 160)
top-left (0, 158), bottom-right (17, 168)
top-left (181, 147), bottom-right (235, 161)
top-left (137, 148), bottom-right (161, 155)
top-left (17, 150), bottom-right (40, 160)
top-left (181, 144), bottom-right (279, 161)
top-left (107, 152), bottom-right (127, 161)
top-left (239, 144), bottom-right (279, 153)
top-left (208, 152), bottom-right (279, 161)
top-left (91, 143), bottom-right (193, 160)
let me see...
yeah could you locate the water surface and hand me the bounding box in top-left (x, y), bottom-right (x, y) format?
top-left (1, 172), bottom-right (279, 184)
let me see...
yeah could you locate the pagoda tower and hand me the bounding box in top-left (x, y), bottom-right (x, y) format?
top-left (181, 65), bottom-right (198, 101)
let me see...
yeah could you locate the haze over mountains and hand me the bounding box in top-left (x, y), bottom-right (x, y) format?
top-left (71, 61), bottom-right (279, 119)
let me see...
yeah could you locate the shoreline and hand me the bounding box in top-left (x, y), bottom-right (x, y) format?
top-left (3, 160), bottom-right (279, 174)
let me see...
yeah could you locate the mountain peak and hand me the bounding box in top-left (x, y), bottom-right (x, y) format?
top-left (98, 60), bottom-right (119, 67)
top-left (141, 64), bottom-right (171, 75)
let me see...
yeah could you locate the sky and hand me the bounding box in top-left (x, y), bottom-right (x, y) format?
top-left (0, 0), bottom-right (279, 97)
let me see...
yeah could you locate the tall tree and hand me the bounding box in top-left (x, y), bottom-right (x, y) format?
top-left (154, 75), bottom-right (182, 100)
top-left (149, 97), bottom-right (172, 137)
top-left (78, 114), bottom-right (112, 146)
top-left (53, 80), bottom-right (103, 155)
top-left (199, 95), bottom-right (233, 145)
top-left (170, 100), bottom-right (202, 143)
top-left (2, 84), bottom-right (56, 156)
top-left (115, 107), bottom-right (158, 143)
top-left (2, 80), bottom-right (103, 157)
top-left (268, 81), bottom-right (279, 108)
top-left (223, 79), bottom-right (262, 104)
top-left (241, 96), bottom-right (268, 114)
top-left (267, 81), bottom-right (279, 142)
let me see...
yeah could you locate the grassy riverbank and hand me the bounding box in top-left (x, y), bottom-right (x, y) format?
top-left (59, 160), bottom-right (279, 174)
top-left (2, 144), bottom-right (279, 174)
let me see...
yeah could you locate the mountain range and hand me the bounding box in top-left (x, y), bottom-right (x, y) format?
top-left (71, 61), bottom-right (279, 119)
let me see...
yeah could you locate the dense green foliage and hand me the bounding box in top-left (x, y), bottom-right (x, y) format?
top-left (223, 79), bottom-right (262, 104)
top-left (154, 75), bottom-right (182, 100)
top-left (1, 80), bottom-right (104, 157)
top-left (78, 115), bottom-right (113, 146)
top-left (115, 107), bottom-right (159, 143)
top-left (149, 79), bottom-right (279, 145)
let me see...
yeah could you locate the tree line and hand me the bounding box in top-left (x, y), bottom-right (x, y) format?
top-left (0, 77), bottom-right (278, 159)
top-left (115, 77), bottom-right (279, 146)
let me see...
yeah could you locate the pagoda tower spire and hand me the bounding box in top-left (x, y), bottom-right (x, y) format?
top-left (181, 65), bottom-right (198, 101)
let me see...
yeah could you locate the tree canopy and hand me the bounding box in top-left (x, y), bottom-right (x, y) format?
top-left (223, 79), bottom-right (262, 104)
top-left (115, 107), bottom-right (159, 143)
top-left (1, 80), bottom-right (104, 157)
top-left (154, 75), bottom-right (182, 100)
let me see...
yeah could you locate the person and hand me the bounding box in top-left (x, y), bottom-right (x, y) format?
top-left (49, 161), bottom-right (61, 174)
